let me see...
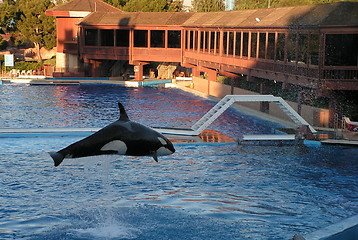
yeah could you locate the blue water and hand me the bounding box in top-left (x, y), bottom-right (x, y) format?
top-left (0, 84), bottom-right (358, 239)
top-left (0, 84), bottom-right (282, 137)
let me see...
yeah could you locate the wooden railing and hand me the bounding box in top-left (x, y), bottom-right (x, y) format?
top-left (323, 67), bottom-right (358, 80)
top-left (322, 67), bottom-right (358, 90)
top-left (81, 46), bottom-right (182, 62)
top-left (82, 46), bottom-right (129, 60)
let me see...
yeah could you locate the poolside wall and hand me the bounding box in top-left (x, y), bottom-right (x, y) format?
top-left (191, 77), bottom-right (330, 128)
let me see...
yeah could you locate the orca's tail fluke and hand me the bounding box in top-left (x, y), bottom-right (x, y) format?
top-left (49, 151), bottom-right (65, 167)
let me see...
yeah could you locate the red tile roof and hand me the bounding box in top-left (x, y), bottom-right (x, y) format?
top-left (182, 2), bottom-right (358, 28)
top-left (80, 12), bottom-right (194, 26)
top-left (47, 0), bottom-right (358, 29)
top-left (46, 0), bottom-right (122, 17)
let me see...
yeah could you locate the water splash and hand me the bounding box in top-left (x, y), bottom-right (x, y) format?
top-left (73, 156), bottom-right (141, 239)
top-left (75, 209), bottom-right (140, 239)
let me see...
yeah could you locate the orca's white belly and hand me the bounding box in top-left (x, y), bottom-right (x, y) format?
top-left (101, 140), bottom-right (127, 154)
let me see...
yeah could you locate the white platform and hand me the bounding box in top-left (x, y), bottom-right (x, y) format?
top-left (242, 134), bottom-right (297, 141)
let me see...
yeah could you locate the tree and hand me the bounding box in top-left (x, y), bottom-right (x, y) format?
top-left (234, 0), bottom-right (351, 10)
top-left (0, 0), bottom-right (19, 31)
top-left (192, 0), bottom-right (225, 12)
top-left (234, 0), bottom-right (274, 10)
top-left (169, 0), bottom-right (184, 12)
top-left (103, 0), bottom-right (129, 9)
top-left (16, 0), bottom-right (56, 62)
top-left (123, 0), bottom-right (183, 12)
top-left (0, 35), bottom-right (8, 50)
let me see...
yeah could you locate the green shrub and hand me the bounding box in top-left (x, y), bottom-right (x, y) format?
top-left (43, 57), bottom-right (56, 66)
top-left (217, 75), bottom-right (231, 85)
top-left (11, 61), bottom-right (43, 71)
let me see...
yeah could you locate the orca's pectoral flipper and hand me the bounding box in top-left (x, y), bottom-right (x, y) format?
top-left (49, 152), bottom-right (65, 167)
top-left (151, 151), bottom-right (158, 162)
top-left (118, 102), bottom-right (129, 121)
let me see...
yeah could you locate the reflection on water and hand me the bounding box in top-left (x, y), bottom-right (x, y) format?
top-left (199, 129), bottom-right (236, 143)
top-left (168, 130), bottom-right (235, 143)
top-left (0, 84), bottom-right (282, 141)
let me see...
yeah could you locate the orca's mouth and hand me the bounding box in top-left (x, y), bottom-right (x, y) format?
top-left (157, 146), bottom-right (175, 156)
top-left (167, 143), bottom-right (175, 153)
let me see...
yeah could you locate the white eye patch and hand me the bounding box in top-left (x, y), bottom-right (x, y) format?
top-left (157, 137), bottom-right (167, 145)
top-left (101, 140), bottom-right (127, 154)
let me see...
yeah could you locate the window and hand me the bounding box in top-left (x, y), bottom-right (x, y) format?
top-left (85, 29), bottom-right (98, 46)
top-left (235, 32), bottom-right (241, 56)
top-left (297, 34), bottom-right (309, 64)
top-left (243, 32), bottom-right (249, 57)
top-left (276, 33), bottom-right (285, 61)
top-left (200, 31), bottom-right (205, 51)
top-left (325, 34), bottom-right (358, 66)
top-left (309, 34), bottom-right (319, 65)
top-left (151, 30), bottom-right (165, 48)
top-left (223, 32), bottom-right (234, 55)
top-left (228, 32), bottom-right (234, 55)
top-left (100, 30), bottom-right (114, 46)
top-left (267, 33), bottom-right (275, 60)
top-left (134, 30), bottom-right (148, 47)
top-left (193, 31), bottom-right (198, 50)
top-left (190, 30), bottom-right (195, 50)
top-left (116, 30), bottom-right (129, 47)
top-left (287, 33), bottom-right (297, 62)
top-left (259, 33), bottom-right (266, 59)
top-left (204, 31), bottom-right (209, 52)
top-left (168, 30), bottom-right (181, 48)
top-left (223, 32), bottom-right (228, 54)
top-left (251, 32), bottom-right (257, 58)
top-left (215, 31), bottom-right (220, 54)
top-left (210, 31), bottom-right (215, 53)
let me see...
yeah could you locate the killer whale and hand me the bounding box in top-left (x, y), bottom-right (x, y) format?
top-left (49, 102), bottom-right (175, 166)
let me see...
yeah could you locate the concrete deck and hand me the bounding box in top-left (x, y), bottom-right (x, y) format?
top-left (1, 77), bottom-right (172, 87)
top-left (298, 214), bottom-right (358, 240)
top-left (321, 139), bottom-right (358, 147)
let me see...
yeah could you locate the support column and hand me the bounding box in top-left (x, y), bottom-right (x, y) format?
top-left (89, 59), bottom-right (100, 77)
top-left (134, 64), bottom-right (143, 81)
top-left (230, 77), bottom-right (238, 95)
top-left (83, 58), bottom-right (90, 77)
top-left (191, 66), bottom-right (200, 78)
top-left (328, 91), bottom-right (341, 128)
top-left (207, 68), bottom-right (217, 82)
top-left (260, 81), bottom-right (270, 113)
top-left (131, 61), bottom-right (149, 81)
top-left (246, 69), bottom-right (252, 82)
top-left (297, 90), bottom-right (303, 115)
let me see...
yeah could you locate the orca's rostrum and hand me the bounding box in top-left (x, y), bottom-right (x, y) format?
top-left (49, 102), bottom-right (175, 166)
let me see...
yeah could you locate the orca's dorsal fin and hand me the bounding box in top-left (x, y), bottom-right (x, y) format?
top-left (118, 102), bottom-right (130, 121)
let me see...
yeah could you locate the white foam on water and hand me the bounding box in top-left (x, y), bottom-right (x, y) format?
top-left (75, 222), bottom-right (139, 239)
top-left (71, 155), bottom-right (139, 239)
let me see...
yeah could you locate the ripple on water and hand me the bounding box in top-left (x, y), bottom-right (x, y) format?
top-left (0, 85), bottom-right (357, 240)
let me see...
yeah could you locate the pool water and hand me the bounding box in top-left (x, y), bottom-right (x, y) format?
top-left (0, 84), bottom-right (357, 239)
top-left (0, 84), bottom-right (281, 137)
